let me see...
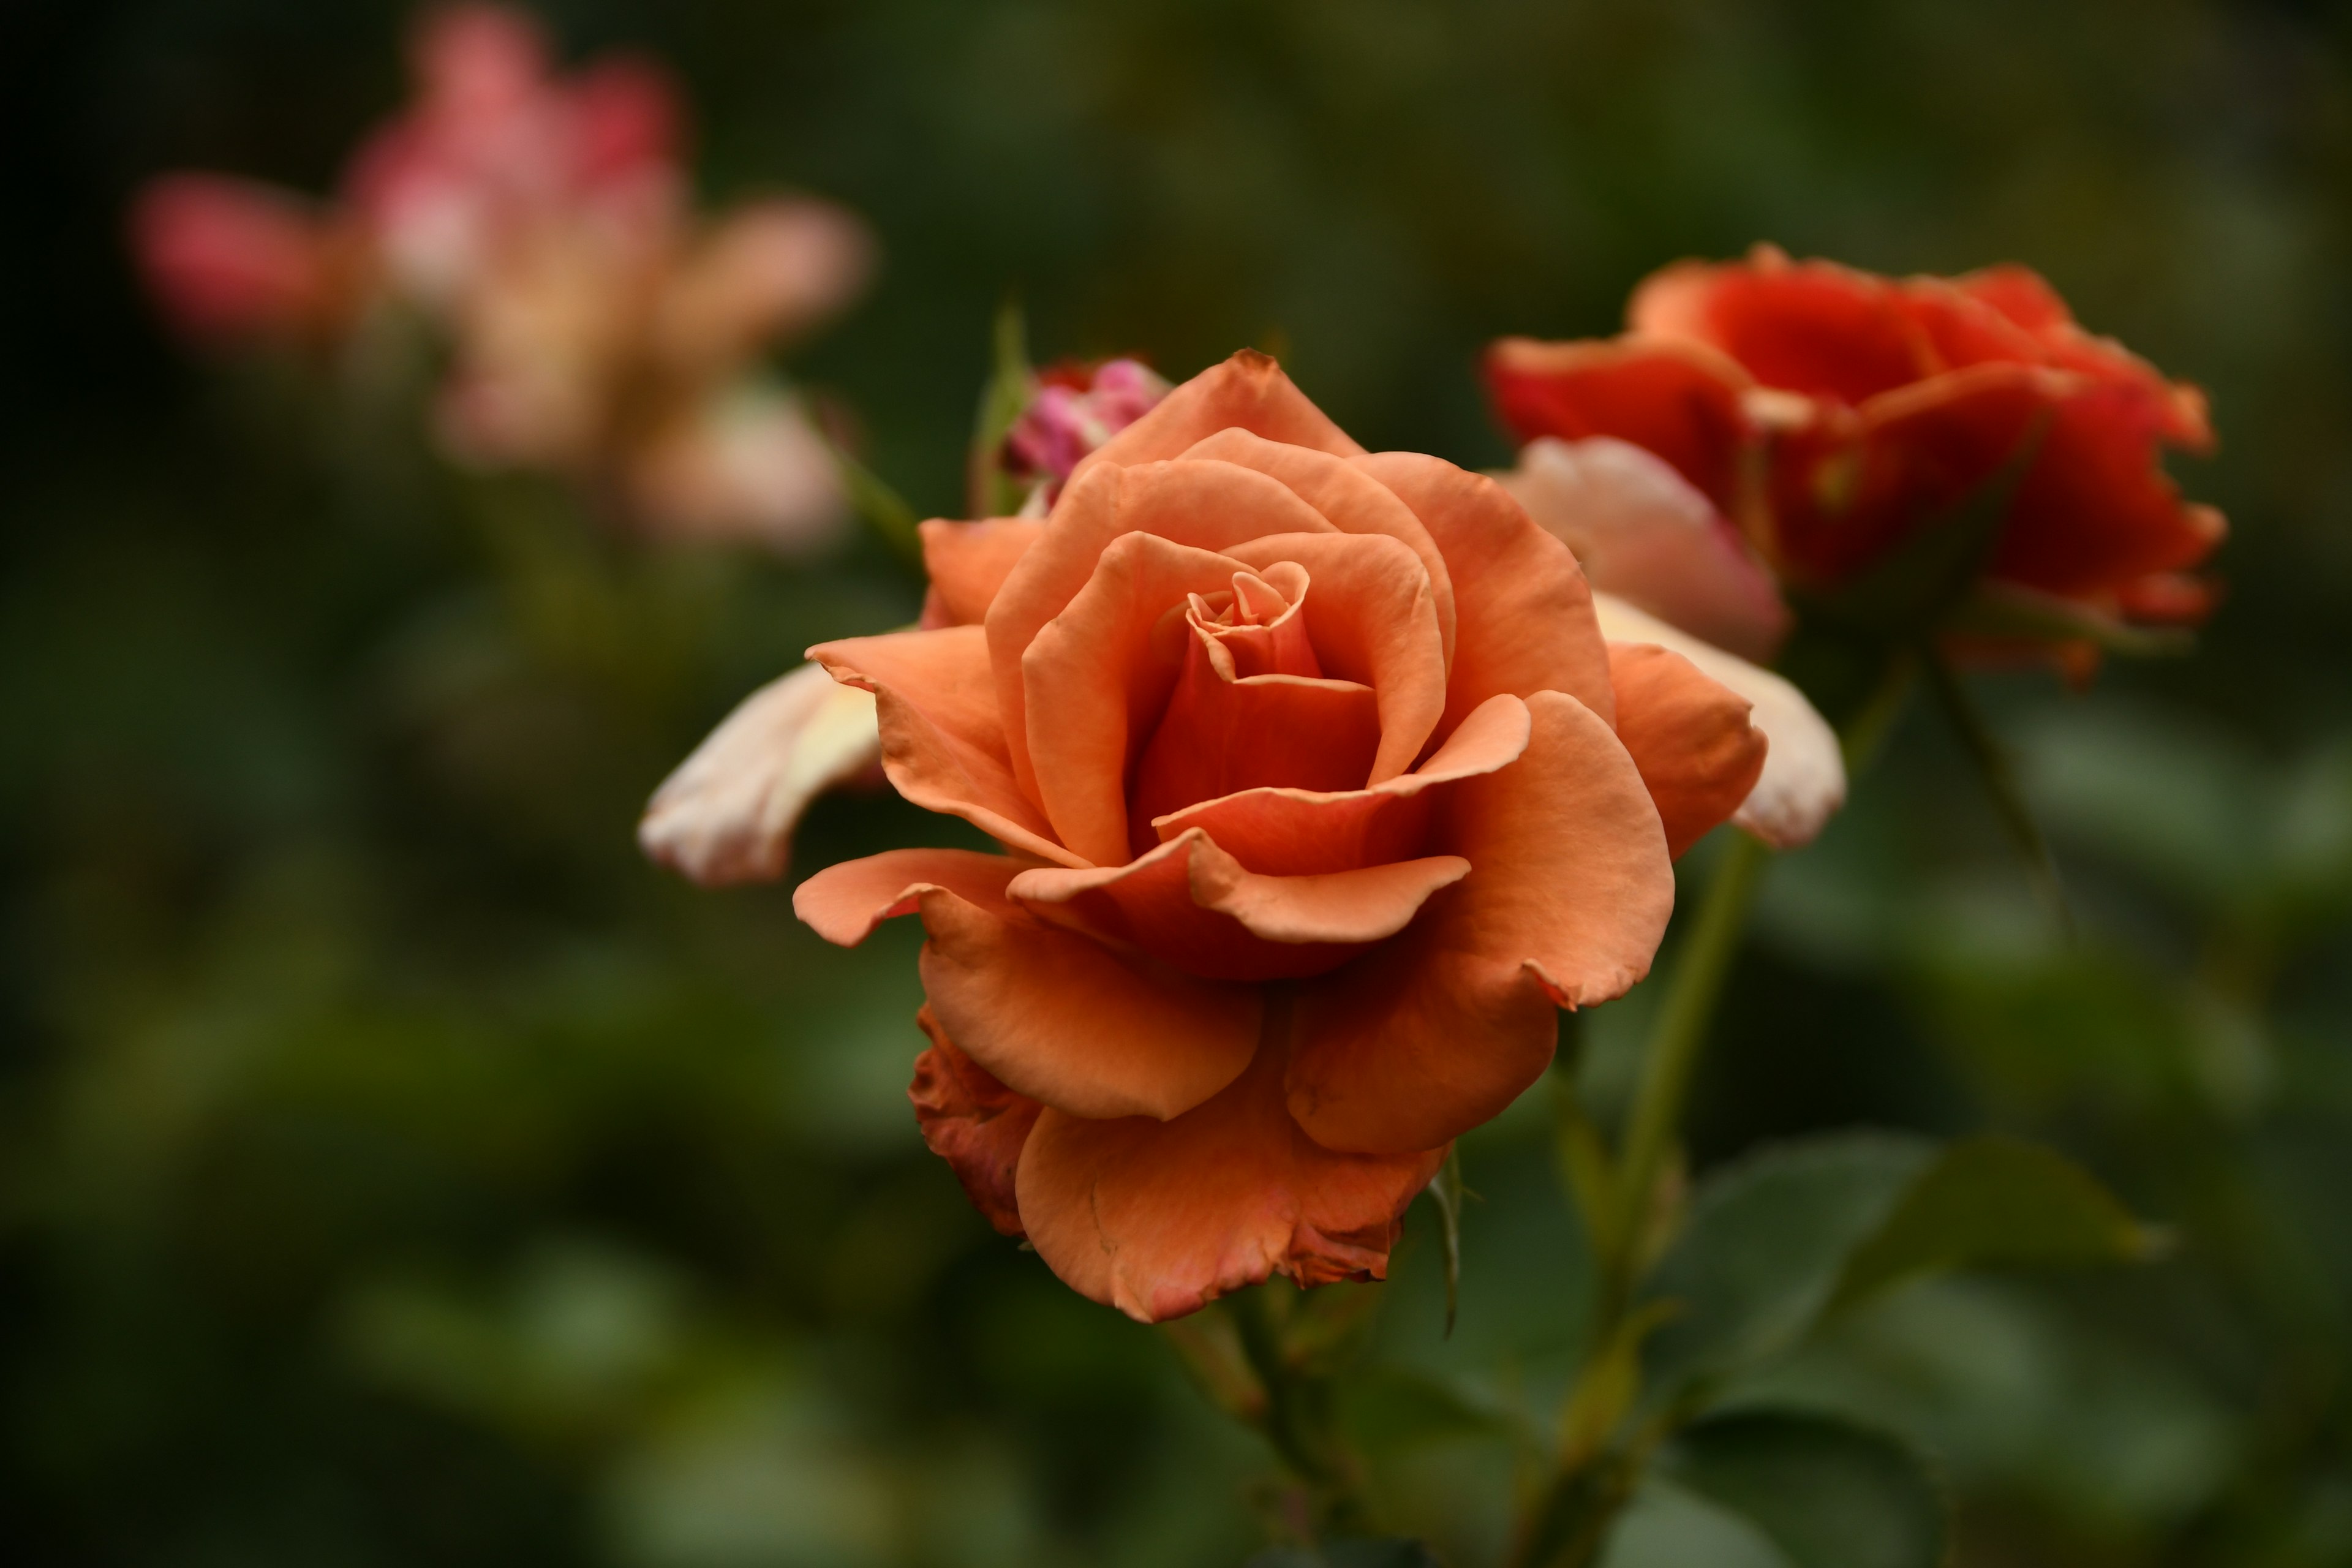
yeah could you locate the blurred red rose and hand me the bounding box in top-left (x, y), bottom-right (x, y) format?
top-left (1487, 244), bottom-right (2223, 631)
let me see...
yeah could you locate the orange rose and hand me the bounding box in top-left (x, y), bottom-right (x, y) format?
top-left (1487, 245), bottom-right (2223, 632)
top-left (787, 353), bottom-right (1772, 1321)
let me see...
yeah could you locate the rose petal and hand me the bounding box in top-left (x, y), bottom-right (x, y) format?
top-left (987, 459), bottom-right (1338, 805)
top-left (910, 1003), bottom-right (1040, 1238)
top-left (1606, 641), bottom-right (1768, 859)
top-left (1497, 435), bottom-right (1790, 665)
top-left (794, 849), bottom-right (1261, 1121)
top-left (1222, 530), bottom-right (1448, 785)
top-left (809, 625), bottom-right (1080, 868)
top-left (1485, 334), bottom-right (1754, 511)
top-left (1632, 246), bottom-right (1936, 407)
top-left (1068, 349), bottom-right (1363, 486)
top-left (1178, 428), bottom-right (1458, 668)
top-left (1288, 691), bottom-right (1674, 1155)
top-left (1150, 692), bottom-right (1534, 876)
top-left (1008, 829), bottom-right (1470, 982)
top-left (1351, 451), bottom-right (1618, 733)
top-left (1014, 1009), bottom-right (1445, 1323)
top-left (638, 660), bottom-right (881, 886)
top-left (1593, 594), bottom-right (1846, 850)
top-left (920, 518), bottom-right (1045, 628)
top-left (1016, 531), bottom-right (1266, 866)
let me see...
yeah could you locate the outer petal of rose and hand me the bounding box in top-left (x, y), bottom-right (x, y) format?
top-left (988, 459), bottom-right (1336, 803)
top-left (1014, 1023), bottom-right (1446, 1323)
top-left (910, 1003), bottom-right (1040, 1238)
top-left (1989, 380), bottom-right (2228, 598)
top-left (1630, 246), bottom-right (1937, 407)
top-left (1594, 593), bottom-right (1846, 850)
top-left (1068, 350), bottom-right (1363, 487)
top-left (794, 849), bottom-right (1260, 1120)
top-left (1606, 642), bottom-right (1767, 859)
top-left (1950, 265), bottom-right (2212, 449)
top-left (808, 625), bottom-right (1082, 868)
top-left (1485, 334), bottom-right (1754, 511)
top-left (638, 660), bottom-right (881, 886)
top-left (1351, 451), bottom-right (1618, 733)
top-left (1177, 428), bottom-right (1459, 668)
top-left (1008, 829), bottom-right (1471, 982)
top-left (919, 518), bottom-right (1045, 628)
top-left (1288, 690), bottom-right (1674, 1155)
top-left (1498, 435), bottom-right (1790, 664)
top-left (1018, 531), bottom-right (1264, 866)
top-left (1152, 692), bottom-right (1533, 876)
top-left (1219, 531), bottom-right (1447, 785)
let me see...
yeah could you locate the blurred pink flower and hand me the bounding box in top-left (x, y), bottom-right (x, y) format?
top-left (1005, 358), bottom-right (1171, 503)
top-left (127, 4), bottom-right (874, 552)
top-left (127, 175), bottom-right (352, 341)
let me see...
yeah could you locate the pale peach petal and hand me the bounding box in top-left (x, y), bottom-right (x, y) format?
top-left (1222, 531), bottom-right (1447, 785)
top-left (1178, 428), bottom-right (1458, 667)
top-left (986, 459), bottom-right (1339, 803)
top-left (1351, 451), bottom-right (1618, 733)
top-left (1068, 350), bottom-right (1363, 487)
top-left (794, 849), bottom-right (1261, 1121)
top-left (1006, 829), bottom-right (1469, 982)
top-left (1288, 691), bottom-right (1675, 1155)
top-left (1498, 435), bottom-right (1790, 664)
top-left (909, 1003), bottom-right (1040, 1238)
top-left (1593, 594), bottom-right (1846, 848)
top-left (1150, 692), bottom-right (1532, 876)
top-left (638, 660), bottom-right (881, 886)
top-left (809, 626), bottom-right (1081, 867)
top-left (1014, 1010), bottom-right (1445, 1323)
top-left (1607, 642), bottom-right (1768, 859)
top-left (919, 518), bottom-right (1044, 628)
top-left (650, 197), bottom-right (874, 373)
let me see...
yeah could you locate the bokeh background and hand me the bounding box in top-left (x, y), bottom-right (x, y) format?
top-left (6, 1), bottom-right (2351, 1564)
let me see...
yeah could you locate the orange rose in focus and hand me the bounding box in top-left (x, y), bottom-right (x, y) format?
top-left (791, 353), bottom-right (1771, 1321)
top-left (1487, 244), bottom-right (2224, 632)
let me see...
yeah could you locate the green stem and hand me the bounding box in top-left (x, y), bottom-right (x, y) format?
top-left (1917, 645), bottom-right (2070, 933)
top-left (1602, 830), bottom-right (1771, 1314)
top-left (1229, 1286), bottom-right (1377, 1539)
top-left (828, 443), bottom-right (926, 568)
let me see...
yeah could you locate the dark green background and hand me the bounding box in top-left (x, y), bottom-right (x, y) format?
top-left (4, 2), bottom-right (2349, 1564)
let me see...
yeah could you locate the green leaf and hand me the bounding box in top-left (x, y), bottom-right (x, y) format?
top-left (827, 442), bottom-right (925, 567)
top-left (1640, 1134), bottom-right (2159, 1411)
top-left (967, 296), bottom-right (1038, 518)
top-left (1657, 1409), bottom-right (1947, 1568)
top-left (1639, 1134), bottom-right (1935, 1407)
top-left (1245, 1539), bottom-right (1446, 1568)
top-left (1427, 1146), bottom-right (1466, 1338)
top-left (1826, 1135), bottom-right (2165, 1313)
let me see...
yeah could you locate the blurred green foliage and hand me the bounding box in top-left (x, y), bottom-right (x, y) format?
top-left (4, 1), bottom-right (2351, 1564)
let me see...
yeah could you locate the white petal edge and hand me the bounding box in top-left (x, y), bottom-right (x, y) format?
top-left (639, 662), bottom-right (883, 885)
top-left (1593, 592), bottom-right (1846, 849)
